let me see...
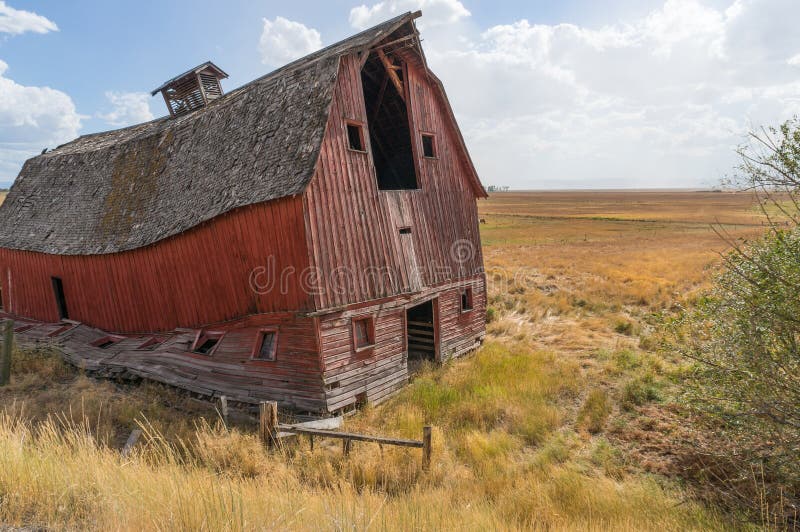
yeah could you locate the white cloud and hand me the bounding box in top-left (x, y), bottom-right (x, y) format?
top-left (97, 91), bottom-right (154, 127)
top-left (258, 16), bottom-right (322, 66)
top-left (642, 0), bottom-right (726, 57)
top-left (350, 0), bottom-right (800, 188)
top-left (349, 0), bottom-right (470, 30)
top-left (0, 1), bottom-right (57, 35)
top-left (0, 60), bottom-right (81, 183)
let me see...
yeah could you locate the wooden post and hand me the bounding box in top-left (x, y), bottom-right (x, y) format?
top-left (122, 429), bottom-right (142, 457)
top-left (0, 320), bottom-right (12, 386)
top-left (309, 434), bottom-right (314, 452)
top-left (259, 401), bottom-right (278, 447)
top-left (219, 395), bottom-right (229, 428)
top-left (342, 438), bottom-right (351, 457)
top-left (422, 426), bottom-right (432, 471)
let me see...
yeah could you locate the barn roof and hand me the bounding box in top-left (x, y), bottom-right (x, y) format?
top-left (0, 11), bottom-right (482, 255)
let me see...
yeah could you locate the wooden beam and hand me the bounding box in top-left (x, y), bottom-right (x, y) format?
top-left (370, 73), bottom-right (389, 125)
top-left (196, 73), bottom-right (208, 105)
top-left (372, 34), bottom-right (417, 52)
top-left (161, 91), bottom-right (175, 118)
top-left (277, 424), bottom-right (424, 448)
top-left (377, 49), bottom-right (405, 102)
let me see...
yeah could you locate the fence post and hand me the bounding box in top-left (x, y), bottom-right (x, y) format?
top-left (0, 320), bottom-right (12, 386)
top-left (342, 438), bottom-right (351, 457)
top-left (121, 428), bottom-right (142, 457)
top-left (219, 395), bottom-right (229, 428)
top-left (259, 401), bottom-right (278, 447)
top-left (422, 426), bottom-right (432, 471)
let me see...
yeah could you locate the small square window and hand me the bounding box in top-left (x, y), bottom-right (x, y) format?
top-left (253, 331), bottom-right (277, 361)
top-left (421, 134), bottom-right (436, 158)
top-left (460, 287), bottom-right (474, 312)
top-left (92, 335), bottom-right (123, 349)
top-left (347, 122), bottom-right (365, 151)
top-left (192, 331), bottom-right (223, 355)
top-left (353, 317), bottom-right (374, 350)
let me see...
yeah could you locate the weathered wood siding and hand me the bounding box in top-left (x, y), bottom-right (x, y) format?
top-left (305, 53), bottom-right (487, 412)
top-left (318, 276), bottom-right (486, 411)
top-left (0, 197), bottom-right (313, 333)
top-left (304, 54), bottom-right (485, 311)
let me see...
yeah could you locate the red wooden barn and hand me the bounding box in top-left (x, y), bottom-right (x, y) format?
top-left (0, 12), bottom-right (487, 413)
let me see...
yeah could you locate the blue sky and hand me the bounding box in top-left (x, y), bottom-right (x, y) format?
top-left (1, 0), bottom-right (799, 189)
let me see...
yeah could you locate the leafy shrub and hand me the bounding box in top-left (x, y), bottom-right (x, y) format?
top-left (620, 375), bottom-right (661, 411)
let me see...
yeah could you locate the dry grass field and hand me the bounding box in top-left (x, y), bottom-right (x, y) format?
top-left (0, 191), bottom-right (770, 530)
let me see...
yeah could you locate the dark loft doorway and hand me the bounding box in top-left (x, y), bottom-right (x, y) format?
top-left (361, 50), bottom-right (418, 190)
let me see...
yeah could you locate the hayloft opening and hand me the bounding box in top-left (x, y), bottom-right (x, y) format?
top-left (361, 50), bottom-right (418, 190)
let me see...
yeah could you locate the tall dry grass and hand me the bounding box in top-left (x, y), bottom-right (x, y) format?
top-left (0, 342), bottom-right (726, 531)
top-left (0, 191), bottom-right (762, 530)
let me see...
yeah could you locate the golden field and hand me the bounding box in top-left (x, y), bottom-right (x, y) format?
top-left (0, 191), bottom-right (769, 530)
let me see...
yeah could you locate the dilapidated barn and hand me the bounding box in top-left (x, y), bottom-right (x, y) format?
top-left (0, 12), bottom-right (487, 413)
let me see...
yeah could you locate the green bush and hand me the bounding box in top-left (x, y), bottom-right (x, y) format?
top-left (620, 375), bottom-right (661, 411)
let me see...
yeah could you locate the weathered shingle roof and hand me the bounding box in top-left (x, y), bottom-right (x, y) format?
top-left (0, 13), bottom-right (417, 255)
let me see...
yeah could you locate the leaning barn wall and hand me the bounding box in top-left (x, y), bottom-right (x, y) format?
top-left (0, 196), bottom-right (313, 333)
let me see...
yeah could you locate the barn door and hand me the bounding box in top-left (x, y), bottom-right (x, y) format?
top-left (399, 229), bottom-right (423, 292)
top-left (51, 277), bottom-right (69, 320)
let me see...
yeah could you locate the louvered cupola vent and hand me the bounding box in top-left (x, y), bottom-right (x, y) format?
top-left (151, 61), bottom-right (228, 117)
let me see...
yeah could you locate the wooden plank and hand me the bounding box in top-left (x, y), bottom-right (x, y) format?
top-left (277, 424), bottom-right (423, 448)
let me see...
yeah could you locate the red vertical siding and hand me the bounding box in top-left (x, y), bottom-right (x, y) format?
top-left (304, 54), bottom-right (485, 311)
top-left (0, 196), bottom-right (313, 333)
